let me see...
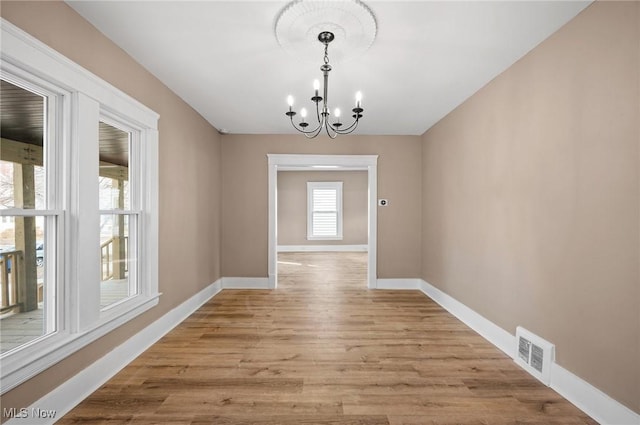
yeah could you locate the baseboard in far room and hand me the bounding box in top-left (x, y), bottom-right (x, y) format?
top-left (375, 278), bottom-right (422, 290)
top-left (277, 244), bottom-right (368, 252)
top-left (221, 277), bottom-right (271, 289)
top-left (7, 279), bottom-right (224, 425)
top-left (416, 278), bottom-right (640, 425)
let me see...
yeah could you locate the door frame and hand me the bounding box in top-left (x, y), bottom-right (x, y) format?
top-left (267, 154), bottom-right (378, 289)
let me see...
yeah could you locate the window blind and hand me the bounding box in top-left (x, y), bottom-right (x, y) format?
top-left (311, 188), bottom-right (338, 237)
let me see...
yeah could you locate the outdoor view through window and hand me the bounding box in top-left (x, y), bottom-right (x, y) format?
top-left (99, 121), bottom-right (136, 309)
top-left (0, 79), bottom-right (53, 354)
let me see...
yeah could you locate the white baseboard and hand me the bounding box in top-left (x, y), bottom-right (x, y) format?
top-left (222, 277), bottom-right (270, 289)
top-left (277, 244), bottom-right (368, 252)
top-left (419, 279), bottom-right (515, 357)
top-left (416, 279), bottom-right (639, 425)
top-left (551, 362), bottom-right (640, 425)
top-left (6, 279), bottom-right (223, 425)
top-left (376, 278), bottom-right (422, 290)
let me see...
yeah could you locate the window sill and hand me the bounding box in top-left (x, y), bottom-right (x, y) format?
top-left (0, 292), bottom-right (160, 394)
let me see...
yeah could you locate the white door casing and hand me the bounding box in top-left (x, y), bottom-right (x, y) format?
top-left (267, 154), bottom-right (378, 289)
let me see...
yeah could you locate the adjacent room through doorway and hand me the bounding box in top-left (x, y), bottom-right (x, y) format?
top-left (267, 154), bottom-right (378, 289)
top-left (277, 169), bottom-right (369, 289)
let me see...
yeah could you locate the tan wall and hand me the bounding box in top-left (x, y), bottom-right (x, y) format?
top-left (278, 171), bottom-right (368, 246)
top-left (0, 1), bottom-right (222, 416)
top-left (421, 1), bottom-right (639, 413)
top-left (221, 134), bottom-right (422, 278)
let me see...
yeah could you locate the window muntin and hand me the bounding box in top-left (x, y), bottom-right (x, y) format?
top-left (307, 182), bottom-right (343, 240)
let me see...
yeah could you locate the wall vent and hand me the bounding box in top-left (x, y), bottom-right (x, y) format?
top-left (515, 326), bottom-right (555, 386)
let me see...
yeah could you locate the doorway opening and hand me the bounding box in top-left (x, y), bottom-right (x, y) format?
top-left (267, 154), bottom-right (378, 289)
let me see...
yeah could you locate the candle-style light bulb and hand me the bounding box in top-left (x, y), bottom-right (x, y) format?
top-left (355, 91), bottom-right (363, 107)
top-left (300, 108), bottom-right (307, 120)
top-left (335, 108), bottom-right (341, 119)
top-left (313, 79), bottom-right (320, 92)
top-left (287, 95), bottom-right (294, 107)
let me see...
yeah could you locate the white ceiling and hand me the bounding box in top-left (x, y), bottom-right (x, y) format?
top-left (67, 1), bottom-right (591, 136)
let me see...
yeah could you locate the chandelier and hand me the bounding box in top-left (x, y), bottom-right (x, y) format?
top-left (285, 31), bottom-right (364, 139)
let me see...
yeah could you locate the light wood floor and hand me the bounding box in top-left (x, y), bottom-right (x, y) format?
top-left (59, 252), bottom-right (597, 425)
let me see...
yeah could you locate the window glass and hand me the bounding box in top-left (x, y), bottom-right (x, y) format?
top-left (99, 213), bottom-right (135, 307)
top-left (99, 121), bottom-right (130, 210)
top-left (0, 79), bottom-right (56, 353)
top-left (99, 121), bottom-right (136, 308)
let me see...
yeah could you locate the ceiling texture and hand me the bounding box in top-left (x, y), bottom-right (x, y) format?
top-left (67, 1), bottom-right (592, 136)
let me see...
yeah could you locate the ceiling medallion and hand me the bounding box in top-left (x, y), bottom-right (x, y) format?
top-left (275, 0), bottom-right (377, 138)
top-left (275, 0), bottom-right (378, 64)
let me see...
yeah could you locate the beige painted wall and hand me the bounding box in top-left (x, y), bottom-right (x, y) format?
top-left (221, 134), bottom-right (422, 279)
top-left (278, 171), bottom-right (368, 246)
top-left (0, 1), bottom-right (222, 416)
top-left (421, 1), bottom-right (639, 413)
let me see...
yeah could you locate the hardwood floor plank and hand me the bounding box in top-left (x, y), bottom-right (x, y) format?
top-left (139, 377), bottom-right (304, 393)
top-left (190, 415), bottom-right (390, 425)
top-left (57, 252), bottom-right (598, 425)
top-left (155, 394), bottom-right (344, 416)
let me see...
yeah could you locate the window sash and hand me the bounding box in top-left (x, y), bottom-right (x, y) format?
top-left (311, 211), bottom-right (338, 237)
top-left (0, 214), bottom-right (61, 355)
top-left (0, 69), bottom-right (64, 360)
top-left (99, 211), bottom-right (139, 310)
top-left (312, 188), bottom-right (338, 212)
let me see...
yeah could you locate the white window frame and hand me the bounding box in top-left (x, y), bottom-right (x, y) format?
top-left (307, 181), bottom-right (343, 240)
top-left (0, 18), bottom-right (159, 393)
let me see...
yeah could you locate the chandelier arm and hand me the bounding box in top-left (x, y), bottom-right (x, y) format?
top-left (334, 117), bottom-right (360, 133)
top-left (335, 120), bottom-right (360, 135)
top-left (324, 122), bottom-right (338, 139)
top-left (304, 123), bottom-right (324, 139)
top-left (289, 116), bottom-right (323, 135)
top-left (326, 120), bottom-right (343, 135)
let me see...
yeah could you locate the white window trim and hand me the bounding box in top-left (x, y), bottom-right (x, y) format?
top-left (307, 181), bottom-right (343, 240)
top-left (0, 18), bottom-right (159, 393)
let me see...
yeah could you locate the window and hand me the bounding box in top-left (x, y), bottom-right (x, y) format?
top-left (0, 77), bottom-right (60, 354)
top-left (99, 119), bottom-right (137, 309)
top-left (0, 20), bottom-right (159, 393)
top-left (307, 182), bottom-right (343, 240)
